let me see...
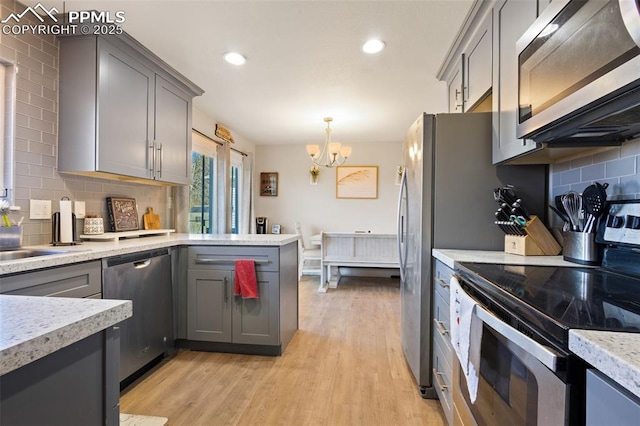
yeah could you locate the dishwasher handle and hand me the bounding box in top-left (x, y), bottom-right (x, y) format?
top-left (133, 259), bottom-right (151, 269)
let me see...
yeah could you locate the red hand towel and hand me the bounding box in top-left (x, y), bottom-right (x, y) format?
top-left (234, 259), bottom-right (259, 298)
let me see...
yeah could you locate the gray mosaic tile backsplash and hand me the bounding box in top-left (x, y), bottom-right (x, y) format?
top-left (550, 138), bottom-right (640, 201)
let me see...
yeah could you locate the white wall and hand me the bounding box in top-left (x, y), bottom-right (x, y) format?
top-left (254, 141), bottom-right (402, 244)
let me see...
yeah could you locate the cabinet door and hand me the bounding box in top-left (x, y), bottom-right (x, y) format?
top-left (187, 269), bottom-right (232, 342)
top-left (232, 271), bottom-right (280, 346)
top-left (447, 60), bottom-right (464, 113)
top-left (464, 14), bottom-right (492, 110)
top-left (97, 40), bottom-right (154, 179)
top-left (491, 0), bottom-right (538, 164)
top-left (154, 75), bottom-right (193, 185)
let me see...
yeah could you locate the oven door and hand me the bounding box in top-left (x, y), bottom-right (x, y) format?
top-left (453, 302), bottom-right (569, 426)
top-left (516, 0), bottom-right (640, 140)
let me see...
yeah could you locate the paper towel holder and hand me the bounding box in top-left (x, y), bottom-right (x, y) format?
top-left (51, 197), bottom-right (80, 246)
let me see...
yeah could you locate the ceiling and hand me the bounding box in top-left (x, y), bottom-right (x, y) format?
top-left (38, 0), bottom-right (474, 146)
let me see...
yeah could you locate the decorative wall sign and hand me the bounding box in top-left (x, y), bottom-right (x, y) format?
top-left (260, 172), bottom-right (278, 196)
top-left (215, 123), bottom-right (234, 143)
top-left (106, 197), bottom-right (139, 232)
top-left (336, 166), bottom-right (378, 199)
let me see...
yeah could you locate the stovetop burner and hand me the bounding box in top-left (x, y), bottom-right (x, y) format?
top-left (459, 262), bottom-right (640, 330)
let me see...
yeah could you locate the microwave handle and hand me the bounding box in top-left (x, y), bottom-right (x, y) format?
top-left (474, 304), bottom-right (560, 372)
top-left (620, 0), bottom-right (640, 49)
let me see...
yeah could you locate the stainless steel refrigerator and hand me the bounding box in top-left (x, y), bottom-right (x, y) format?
top-left (396, 112), bottom-right (546, 397)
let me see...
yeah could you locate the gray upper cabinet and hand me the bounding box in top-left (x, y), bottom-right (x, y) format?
top-left (96, 40), bottom-right (155, 180)
top-left (58, 33), bottom-right (203, 185)
top-left (464, 13), bottom-right (492, 111)
top-left (491, 0), bottom-right (538, 164)
top-left (155, 76), bottom-right (193, 184)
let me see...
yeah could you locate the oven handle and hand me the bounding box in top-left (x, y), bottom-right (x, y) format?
top-left (474, 303), bottom-right (560, 372)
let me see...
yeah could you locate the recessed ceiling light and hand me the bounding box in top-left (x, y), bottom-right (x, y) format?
top-left (362, 39), bottom-right (385, 54)
top-left (223, 52), bottom-right (246, 66)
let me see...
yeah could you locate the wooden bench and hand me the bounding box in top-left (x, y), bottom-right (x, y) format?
top-left (319, 232), bottom-right (399, 292)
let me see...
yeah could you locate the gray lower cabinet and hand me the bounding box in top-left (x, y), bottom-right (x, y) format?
top-left (586, 369), bottom-right (640, 426)
top-left (187, 269), bottom-right (279, 346)
top-left (1, 326), bottom-right (120, 426)
top-left (0, 261), bottom-right (102, 298)
top-left (58, 33), bottom-right (202, 185)
top-left (432, 258), bottom-right (454, 425)
top-left (184, 243), bottom-right (298, 355)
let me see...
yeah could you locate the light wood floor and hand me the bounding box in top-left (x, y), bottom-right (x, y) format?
top-left (120, 276), bottom-right (446, 425)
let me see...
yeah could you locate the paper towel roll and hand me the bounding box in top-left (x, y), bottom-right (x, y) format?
top-left (59, 199), bottom-right (73, 243)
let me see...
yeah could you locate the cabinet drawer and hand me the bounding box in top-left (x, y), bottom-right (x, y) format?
top-left (433, 330), bottom-right (454, 425)
top-left (188, 246), bottom-right (279, 272)
top-left (433, 290), bottom-right (451, 342)
top-left (0, 261), bottom-right (102, 298)
top-left (433, 259), bottom-right (453, 301)
top-left (433, 320), bottom-right (453, 373)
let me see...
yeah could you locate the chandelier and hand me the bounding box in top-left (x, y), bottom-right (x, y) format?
top-left (306, 117), bottom-right (352, 168)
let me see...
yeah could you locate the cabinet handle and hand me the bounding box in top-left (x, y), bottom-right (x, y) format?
top-left (434, 319), bottom-right (449, 336)
top-left (435, 277), bottom-right (450, 289)
top-left (156, 143), bottom-right (163, 178)
top-left (148, 141), bottom-right (155, 175)
top-left (433, 368), bottom-right (449, 392)
top-left (224, 276), bottom-right (229, 305)
top-left (195, 258), bottom-right (271, 265)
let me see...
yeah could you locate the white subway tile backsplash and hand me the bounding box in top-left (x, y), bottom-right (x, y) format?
top-left (560, 168), bottom-right (581, 185)
top-left (592, 148), bottom-right (621, 164)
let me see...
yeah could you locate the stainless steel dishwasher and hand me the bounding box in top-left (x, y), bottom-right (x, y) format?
top-left (103, 248), bottom-right (173, 384)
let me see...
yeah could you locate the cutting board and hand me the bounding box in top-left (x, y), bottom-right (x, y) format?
top-left (143, 207), bottom-right (160, 230)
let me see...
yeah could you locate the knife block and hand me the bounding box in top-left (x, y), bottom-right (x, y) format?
top-left (504, 215), bottom-right (562, 256)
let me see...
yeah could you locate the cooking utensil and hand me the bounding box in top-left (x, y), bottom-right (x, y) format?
top-left (561, 191), bottom-right (582, 232)
top-left (582, 183), bottom-right (608, 233)
top-left (143, 207), bottom-right (161, 230)
top-left (510, 215), bottom-right (527, 227)
top-left (549, 205), bottom-right (571, 232)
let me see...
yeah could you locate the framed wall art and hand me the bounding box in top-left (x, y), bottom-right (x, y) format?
top-left (260, 172), bottom-right (278, 196)
top-left (336, 166), bottom-right (378, 199)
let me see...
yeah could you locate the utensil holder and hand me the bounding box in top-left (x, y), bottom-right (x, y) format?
top-left (504, 216), bottom-right (562, 256)
top-left (0, 225), bottom-right (23, 250)
top-left (562, 231), bottom-right (601, 265)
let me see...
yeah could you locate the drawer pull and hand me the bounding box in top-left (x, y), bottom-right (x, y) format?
top-left (435, 277), bottom-right (450, 289)
top-left (434, 319), bottom-right (449, 336)
top-left (196, 258), bottom-right (271, 265)
top-left (433, 368), bottom-right (449, 392)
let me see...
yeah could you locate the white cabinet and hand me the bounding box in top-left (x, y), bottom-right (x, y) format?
top-left (491, 0), bottom-right (538, 164)
top-left (464, 14), bottom-right (493, 111)
top-left (58, 33), bottom-right (203, 185)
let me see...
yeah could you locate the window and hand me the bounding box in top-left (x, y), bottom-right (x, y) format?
top-left (190, 131), bottom-right (218, 234)
top-left (230, 151), bottom-right (243, 234)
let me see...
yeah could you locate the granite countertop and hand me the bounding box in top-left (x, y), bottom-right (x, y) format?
top-left (0, 233), bottom-right (300, 275)
top-left (0, 295), bottom-right (132, 375)
top-left (569, 330), bottom-right (640, 399)
top-left (432, 248), bottom-right (581, 269)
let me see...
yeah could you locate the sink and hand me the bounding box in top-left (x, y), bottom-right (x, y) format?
top-left (0, 249), bottom-right (71, 261)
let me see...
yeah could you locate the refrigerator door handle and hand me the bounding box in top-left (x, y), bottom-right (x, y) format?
top-left (397, 168), bottom-right (408, 281)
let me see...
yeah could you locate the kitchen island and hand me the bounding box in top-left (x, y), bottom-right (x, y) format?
top-left (0, 295), bottom-right (132, 425)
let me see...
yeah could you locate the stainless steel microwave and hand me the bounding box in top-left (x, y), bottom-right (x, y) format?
top-left (516, 0), bottom-right (640, 145)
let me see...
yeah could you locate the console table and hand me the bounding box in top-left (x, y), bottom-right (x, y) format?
top-left (319, 232), bottom-right (399, 292)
